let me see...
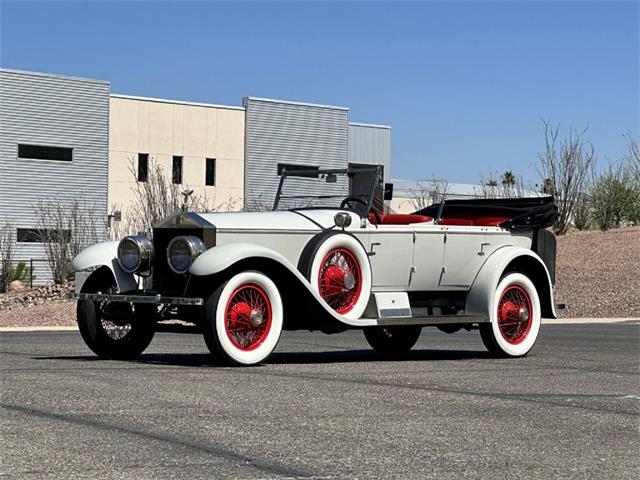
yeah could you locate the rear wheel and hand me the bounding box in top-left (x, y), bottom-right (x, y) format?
top-left (203, 271), bottom-right (283, 366)
top-left (77, 270), bottom-right (156, 359)
top-left (479, 271), bottom-right (541, 357)
top-left (363, 325), bottom-right (422, 356)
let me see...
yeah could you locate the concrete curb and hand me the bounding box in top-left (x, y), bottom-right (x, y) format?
top-left (542, 318), bottom-right (639, 325)
top-left (1, 318), bottom-right (638, 332)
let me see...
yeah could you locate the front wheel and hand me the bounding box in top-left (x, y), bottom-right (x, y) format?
top-left (363, 325), bottom-right (422, 356)
top-left (479, 271), bottom-right (541, 357)
top-left (202, 271), bottom-right (283, 366)
top-left (77, 271), bottom-right (156, 359)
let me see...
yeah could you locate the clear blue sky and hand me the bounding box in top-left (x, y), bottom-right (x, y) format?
top-left (1, 0), bottom-right (638, 184)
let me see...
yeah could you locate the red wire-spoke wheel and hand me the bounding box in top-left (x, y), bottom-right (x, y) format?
top-left (203, 271), bottom-right (283, 366)
top-left (224, 284), bottom-right (272, 352)
top-left (497, 285), bottom-right (533, 345)
top-left (479, 272), bottom-right (542, 358)
top-left (317, 248), bottom-right (362, 314)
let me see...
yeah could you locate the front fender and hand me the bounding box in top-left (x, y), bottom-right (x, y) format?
top-left (72, 241), bottom-right (137, 292)
top-left (466, 246), bottom-right (557, 320)
top-left (190, 243), bottom-right (377, 328)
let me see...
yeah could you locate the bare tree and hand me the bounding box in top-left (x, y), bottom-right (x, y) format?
top-left (33, 197), bottom-right (101, 284)
top-left (537, 120), bottom-right (596, 234)
top-left (409, 178), bottom-right (450, 210)
top-left (125, 157), bottom-right (212, 235)
top-left (0, 220), bottom-right (15, 292)
top-left (478, 170), bottom-right (499, 199)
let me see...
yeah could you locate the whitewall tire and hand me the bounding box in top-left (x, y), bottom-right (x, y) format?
top-left (480, 272), bottom-right (541, 357)
top-left (203, 271), bottom-right (283, 366)
top-left (305, 233), bottom-right (372, 321)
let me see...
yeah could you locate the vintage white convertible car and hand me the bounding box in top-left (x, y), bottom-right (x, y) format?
top-left (73, 167), bottom-right (559, 365)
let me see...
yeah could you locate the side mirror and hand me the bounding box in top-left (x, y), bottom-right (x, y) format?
top-left (383, 183), bottom-right (394, 201)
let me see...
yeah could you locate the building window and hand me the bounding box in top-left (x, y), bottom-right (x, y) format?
top-left (18, 144), bottom-right (72, 162)
top-left (138, 153), bottom-right (148, 182)
top-left (17, 228), bottom-right (71, 243)
top-left (205, 158), bottom-right (216, 186)
top-left (277, 163), bottom-right (319, 177)
top-left (172, 156), bottom-right (183, 184)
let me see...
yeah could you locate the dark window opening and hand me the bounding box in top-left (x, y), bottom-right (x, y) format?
top-left (138, 153), bottom-right (149, 182)
top-left (205, 158), bottom-right (216, 186)
top-left (18, 144), bottom-right (72, 162)
top-left (277, 163), bottom-right (319, 177)
top-left (172, 156), bottom-right (183, 184)
top-left (17, 228), bottom-right (71, 243)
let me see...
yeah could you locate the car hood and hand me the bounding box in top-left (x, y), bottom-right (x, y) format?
top-left (195, 210), bottom-right (358, 231)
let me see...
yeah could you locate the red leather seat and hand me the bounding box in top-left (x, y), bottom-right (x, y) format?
top-left (368, 213), bottom-right (433, 225)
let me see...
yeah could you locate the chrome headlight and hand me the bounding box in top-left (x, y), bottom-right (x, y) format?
top-left (167, 235), bottom-right (206, 274)
top-left (117, 235), bottom-right (153, 274)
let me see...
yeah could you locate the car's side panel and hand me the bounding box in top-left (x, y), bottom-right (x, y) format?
top-left (465, 245), bottom-right (557, 320)
top-left (71, 241), bottom-right (138, 293)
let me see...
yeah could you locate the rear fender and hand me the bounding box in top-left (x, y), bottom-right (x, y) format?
top-left (466, 246), bottom-right (557, 320)
top-left (71, 241), bottom-right (138, 293)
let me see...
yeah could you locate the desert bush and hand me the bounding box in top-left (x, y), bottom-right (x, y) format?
top-left (0, 221), bottom-right (15, 292)
top-left (537, 121), bottom-right (596, 235)
top-left (33, 197), bottom-right (101, 284)
top-left (591, 162), bottom-right (637, 230)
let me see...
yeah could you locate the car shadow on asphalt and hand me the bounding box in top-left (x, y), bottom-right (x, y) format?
top-left (33, 349), bottom-right (490, 367)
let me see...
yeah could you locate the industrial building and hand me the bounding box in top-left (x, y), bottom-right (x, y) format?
top-left (0, 68), bottom-right (391, 284)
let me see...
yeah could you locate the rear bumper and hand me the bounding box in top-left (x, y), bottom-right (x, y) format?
top-left (75, 293), bottom-right (203, 306)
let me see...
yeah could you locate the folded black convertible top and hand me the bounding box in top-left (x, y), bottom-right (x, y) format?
top-left (414, 196), bottom-right (559, 230)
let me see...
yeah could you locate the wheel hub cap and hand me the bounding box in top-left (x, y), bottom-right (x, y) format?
top-left (250, 309), bottom-right (263, 327)
top-left (343, 273), bottom-right (356, 290)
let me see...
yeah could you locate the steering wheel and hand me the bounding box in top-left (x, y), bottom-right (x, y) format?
top-left (340, 197), bottom-right (382, 224)
top-left (340, 196), bottom-right (367, 209)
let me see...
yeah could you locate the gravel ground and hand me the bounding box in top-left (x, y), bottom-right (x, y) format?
top-left (555, 226), bottom-right (640, 318)
top-left (1, 227), bottom-right (638, 327)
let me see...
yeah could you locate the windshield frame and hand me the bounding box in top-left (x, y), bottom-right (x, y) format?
top-left (272, 165), bottom-right (383, 217)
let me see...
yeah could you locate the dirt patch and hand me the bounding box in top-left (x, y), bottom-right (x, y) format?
top-left (555, 226), bottom-right (640, 318)
top-left (1, 228), bottom-right (638, 327)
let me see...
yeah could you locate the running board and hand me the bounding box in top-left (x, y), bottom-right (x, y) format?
top-left (376, 315), bottom-right (488, 326)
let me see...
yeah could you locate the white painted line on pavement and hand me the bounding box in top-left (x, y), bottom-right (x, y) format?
top-left (0, 326), bottom-right (78, 332)
top-left (542, 318), bottom-right (639, 325)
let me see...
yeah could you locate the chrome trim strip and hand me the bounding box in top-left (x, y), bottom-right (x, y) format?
top-left (76, 293), bottom-right (203, 306)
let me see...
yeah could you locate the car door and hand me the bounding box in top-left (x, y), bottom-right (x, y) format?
top-left (440, 226), bottom-right (489, 288)
top-left (410, 224), bottom-right (446, 290)
top-left (365, 226), bottom-right (415, 288)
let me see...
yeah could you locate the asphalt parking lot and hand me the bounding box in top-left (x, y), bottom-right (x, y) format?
top-left (1, 323), bottom-right (638, 479)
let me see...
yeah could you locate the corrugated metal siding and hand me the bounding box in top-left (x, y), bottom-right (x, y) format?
top-left (243, 98), bottom-right (349, 210)
top-left (0, 69), bottom-right (109, 285)
top-left (348, 123), bottom-right (391, 179)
